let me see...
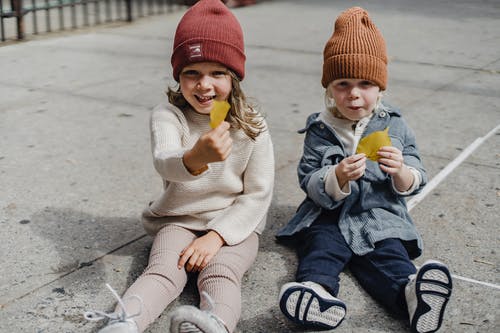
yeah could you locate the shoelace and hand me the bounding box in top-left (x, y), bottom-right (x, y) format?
top-left (83, 283), bottom-right (143, 323)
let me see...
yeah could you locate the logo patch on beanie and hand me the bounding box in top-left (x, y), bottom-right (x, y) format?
top-left (188, 43), bottom-right (202, 59)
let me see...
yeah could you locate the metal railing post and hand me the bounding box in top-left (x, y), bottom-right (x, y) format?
top-left (0, 0), bottom-right (5, 41)
top-left (125, 0), bottom-right (132, 22)
top-left (31, 0), bottom-right (38, 34)
top-left (12, 0), bottom-right (24, 39)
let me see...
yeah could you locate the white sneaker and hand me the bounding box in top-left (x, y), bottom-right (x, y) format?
top-left (169, 306), bottom-right (228, 333)
top-left (169, 292), bottom-right (228, 333)
top-left (84, 284), bottom-right (141, 333)
top-left (94, 320), bottom-right (139, 333)
top-left (278, 281), bottom-right (346, 330)
top-left (405, 260), bottom-right (452, 333)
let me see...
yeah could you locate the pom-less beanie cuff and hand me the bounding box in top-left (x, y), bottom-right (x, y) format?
top-left (322, 54), bottom-right (387, 90)
top-left (172, 38), bottom-right (245, 81)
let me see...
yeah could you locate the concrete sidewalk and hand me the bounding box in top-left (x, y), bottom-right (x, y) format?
top-left (1, 0), bottom-right (499, 332)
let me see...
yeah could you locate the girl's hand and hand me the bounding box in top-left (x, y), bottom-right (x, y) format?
top-left (335, 153), bottom-right (366, 188)
top-left (377, 146), bottom-right (404, 176)
top-left (377, 146), bottom-right (414, 192)
top-left (183, 121), bottom-right (232, 173)
top-left (178, 231), bottom-right (225, 272)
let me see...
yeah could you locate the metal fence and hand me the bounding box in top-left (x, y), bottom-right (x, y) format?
top-left (0, 0), bottom-right (184, 42)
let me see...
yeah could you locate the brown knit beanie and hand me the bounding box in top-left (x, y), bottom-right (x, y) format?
top-left (171, 0), bottom-right (245, 81)
top-left (322, 7), bottom-right (387, 90)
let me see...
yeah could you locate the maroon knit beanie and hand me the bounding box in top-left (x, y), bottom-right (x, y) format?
top-left (322, 7), bottom-right (387, 90)
top-left (171, 0), bottom-right (246, 81)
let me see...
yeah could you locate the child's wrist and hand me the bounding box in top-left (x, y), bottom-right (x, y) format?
top-left (208, 230), bottom-right (226, 246)
top-left (188, 165), bottom-right (208, 176)
top-left (335, 168), bottom-right (347, 189)
top-left (183, 151), bottom-right (208, 175)
top-left (394, 164), bottom-right (413, 191)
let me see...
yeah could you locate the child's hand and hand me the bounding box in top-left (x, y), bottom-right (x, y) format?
top-left (183, 121), bottom-right (232, 173)
top-left (377, 146), bottom-right (414, 192)
top-left (178, 231), bottom-right (225, 272)
top-left (335, 153), bottom-right (366, 188)
top-left (377, 146), bottom-right (404, 176)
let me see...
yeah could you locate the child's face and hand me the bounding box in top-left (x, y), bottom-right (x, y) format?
top-left (179, 62), bottom-right (233, 115)
top-left (328, 79), bottom-right (381, 121)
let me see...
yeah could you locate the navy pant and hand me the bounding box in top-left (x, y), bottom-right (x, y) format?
top-left (295, 210), bottom-right (417, 318)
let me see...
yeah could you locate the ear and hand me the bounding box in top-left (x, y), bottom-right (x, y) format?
top-left (377, 92), bottom-right (384, 102)
top-left (324, 90), bottom-right (336, 109)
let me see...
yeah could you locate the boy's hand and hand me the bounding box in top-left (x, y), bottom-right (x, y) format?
top-left (183, 121), bottom-right (232, 173)
top-left (377, 146), bottom-right (414, 192)
top-left (377, 146), bottom-right (404, 176)
top-left (178, 231), bottom-right (225, 272)
top-left (335, 153), bottom-right (366, 188)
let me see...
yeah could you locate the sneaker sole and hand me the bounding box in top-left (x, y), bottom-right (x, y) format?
top-left (412, 262), bottom-right (452, 333)
top-left (178, 321), bottom-right (203, 333)
top-left (279, 285), bottom-right (346, 330)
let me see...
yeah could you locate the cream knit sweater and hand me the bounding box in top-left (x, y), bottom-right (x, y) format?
top-left (142, 102), bottom-right (275, 245)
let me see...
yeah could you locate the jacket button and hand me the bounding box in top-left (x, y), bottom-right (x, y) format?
top-left (320, 124), bottom-right (325, 129)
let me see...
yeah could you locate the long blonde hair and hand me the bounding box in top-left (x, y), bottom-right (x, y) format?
top-left (167, 70), bottom-right (265, 140)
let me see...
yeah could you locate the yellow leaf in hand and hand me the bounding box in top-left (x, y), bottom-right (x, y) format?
top-left (356, 127), bottom-right (392, 161)
top-left (209, 100), bottom-right (231, 129)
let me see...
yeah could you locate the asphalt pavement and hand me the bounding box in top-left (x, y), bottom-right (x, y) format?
top-left (0, 0), bottom-right (499, 332)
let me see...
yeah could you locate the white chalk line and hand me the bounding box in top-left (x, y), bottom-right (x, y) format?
top-left (450, 274), bottom-right (500, 290)
top-left (408, 123), bottom-right (500, 290)
top-left (413, 265), bottom-right (500, 290)
top-left (408, 123), bottom-right (500, 211)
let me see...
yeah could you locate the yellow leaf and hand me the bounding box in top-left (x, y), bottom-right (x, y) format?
top-left (356, 127), bottom-right (392, 161)
top-left (209, 100), bottom-right (231, 129)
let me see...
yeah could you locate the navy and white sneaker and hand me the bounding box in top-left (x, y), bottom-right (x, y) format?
top-left (405, 260), bottom-right (453, 333)
top-left (279, 281), bottom-right (346, 330)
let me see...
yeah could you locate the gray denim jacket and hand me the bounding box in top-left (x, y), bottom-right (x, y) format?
top-left (276, 104), bottom-right (427, 258)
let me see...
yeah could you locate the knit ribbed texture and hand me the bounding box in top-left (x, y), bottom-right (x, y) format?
top-left (197, 232), bottom-right (258, 332)
top-left (322, 6), bottom-right (387, 89)
top-left (172, 0), bottom-right (246, 81)
top-left (118, 225), bottom-right (194, 332)
top-left (118, 225), bottom-right (258, 333)
top-left (142, 103), bottom-right (274, 246)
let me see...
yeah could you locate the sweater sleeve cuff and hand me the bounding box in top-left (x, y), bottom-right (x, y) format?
top-left (154, 148), bottom-right (211, 181)
top-left (392, 166), bottom-right (421, 195)
top-left (325, 165), bottom-right (351, 201)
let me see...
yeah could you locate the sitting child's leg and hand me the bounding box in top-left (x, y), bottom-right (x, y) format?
top-left (85, 225), bottom-right (194, 333)
top-left (279, 214), bottom-right (350, 329)
top-left (350, 238), bottom-right (417, 318)
top-left (121, 225), bottom-right (194, 331)
top-left (169, 232), bottom-right (259, 333)
top-left (350, 238), bottom-right (452, 332)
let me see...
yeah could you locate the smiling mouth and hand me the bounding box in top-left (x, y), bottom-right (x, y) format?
top-left (195, 95), bottom-right (216, 103)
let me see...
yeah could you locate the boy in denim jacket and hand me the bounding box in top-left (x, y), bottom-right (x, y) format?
top-left (276, 7), bottom-right (452, 333)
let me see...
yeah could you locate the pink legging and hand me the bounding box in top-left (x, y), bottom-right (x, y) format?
top-left (117, 224), bottom-right (259, 333)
